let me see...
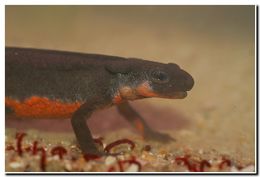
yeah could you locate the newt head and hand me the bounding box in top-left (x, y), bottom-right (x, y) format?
top-left (106, 59), bottom-right (194, 102)
top-left (135, 62), bottom-right (194, 99)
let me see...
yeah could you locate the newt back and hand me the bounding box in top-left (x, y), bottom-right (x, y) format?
top-left (5, 47), bottom-right (123, 118)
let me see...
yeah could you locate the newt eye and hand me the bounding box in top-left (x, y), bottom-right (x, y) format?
top-left (151, 70), bottom-right (169, 84)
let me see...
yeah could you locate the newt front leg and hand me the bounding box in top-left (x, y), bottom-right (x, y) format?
top-left (71, 99), bottom-right (110, 156)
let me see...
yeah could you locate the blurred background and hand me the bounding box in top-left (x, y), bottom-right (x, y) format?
top-left (5, 6), bottom-right (255, 160)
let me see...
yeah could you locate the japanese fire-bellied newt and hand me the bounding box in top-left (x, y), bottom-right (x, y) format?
top-left (5, 47), bottom-right (194, 156)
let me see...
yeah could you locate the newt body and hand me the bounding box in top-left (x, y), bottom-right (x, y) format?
top-left (6, 47), bottom-right (194, 155)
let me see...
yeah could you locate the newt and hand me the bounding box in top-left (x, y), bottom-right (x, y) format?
top-left (5, 47), bottom-right (194, 156)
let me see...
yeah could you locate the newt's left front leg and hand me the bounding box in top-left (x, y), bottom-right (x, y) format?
top-left (71, 98), bottom-right (111, 156)
top-left (71, 103), bottom-right (102, 155)
top-left (117, 102), bottom-right (175, 142)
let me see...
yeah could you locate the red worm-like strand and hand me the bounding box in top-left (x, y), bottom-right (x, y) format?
top-left (186, 163), bottom-right (198, 172)
top-left (175, 155), bottom-right (198, 172)
top-left (199, 160), bottom-right (211, 172)
top-left (175, 156), bottom-right (212, 172)
top-left (218, 157), bottom-right (232, 170)
top-left (32, 141), bottom-right (38, 155)
top-left (15, 132), bottom-right (27, 156)
top-left (104, 139), bottom-right (135, 153)
top-left (37, 147), bottom-right (47, 171)
top-left (51, 146), bottom-right (67, 160)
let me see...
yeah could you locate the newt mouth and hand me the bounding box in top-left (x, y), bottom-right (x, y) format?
top-left (169, 91), bottom-right (187, 99)
top-left (158, 91), bottom-right (188, 99)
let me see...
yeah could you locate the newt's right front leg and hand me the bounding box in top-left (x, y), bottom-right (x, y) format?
top-left (117, 102), bottom-right (175, 142)
top-left (71, 102), bottom-right (104, 156)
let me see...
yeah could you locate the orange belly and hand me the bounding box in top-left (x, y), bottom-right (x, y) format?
top-left (5, 96), bottom-right (83, 119)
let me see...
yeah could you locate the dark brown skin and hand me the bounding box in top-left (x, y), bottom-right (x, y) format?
top-left (5, 47), bottom-right (194, 156)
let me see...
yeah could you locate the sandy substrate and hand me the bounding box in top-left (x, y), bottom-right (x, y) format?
top-left (5, 6), bottom-right (255, 173)
top-left (5, 128), bottom-right (255, 172)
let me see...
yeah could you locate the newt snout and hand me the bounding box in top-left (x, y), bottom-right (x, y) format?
top-left (178, 69), bottom-right (194, 91)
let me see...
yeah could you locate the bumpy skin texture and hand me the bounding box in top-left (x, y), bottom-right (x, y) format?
top-left (5, 47), bottom-right (194, 155)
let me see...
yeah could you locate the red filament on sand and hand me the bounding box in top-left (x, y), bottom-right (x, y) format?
top-left (15, 132), bottom-right (27, 156)
top-left (51, 146), bottom-right (67, 160)
top-left (37, 147), bottom-right (47, 171)
top-left (104, 139), bottom-right (135, 153)
top-left (199, 160), bottom-right (211, 171)
top-left (218, 157), bottom-right (232, 170)
top-left (175, 155), bottom-right (211, 172)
